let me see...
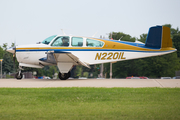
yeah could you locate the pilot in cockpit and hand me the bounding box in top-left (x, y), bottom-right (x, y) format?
top-left (61, 37), bottom-right (69, 46)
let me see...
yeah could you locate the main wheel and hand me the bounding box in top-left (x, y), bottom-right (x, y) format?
top-left (15, 72), bottom-right (23, 80)
top-left (58, 72), bottom-right (70, 80)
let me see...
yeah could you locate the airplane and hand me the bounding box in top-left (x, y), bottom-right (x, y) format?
top-left (7, 26), bottom-right (176, 80)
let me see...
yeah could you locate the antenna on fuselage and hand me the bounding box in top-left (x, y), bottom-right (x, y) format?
top-left (119, 36), bottom-right (123, 41)
top-left (61, 29), bottom-right (66, 35)
top-left (92, 31), bottom-right (98, 37)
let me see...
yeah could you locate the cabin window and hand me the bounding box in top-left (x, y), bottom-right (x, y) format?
top-left (86, 39), bottom-right (104, 47)
top-left (51, 36), bottom-right (69, 47)
top-left (71, 37), bottom-right (83, 47)
top-left (42, 35), bottom-right (57, 45)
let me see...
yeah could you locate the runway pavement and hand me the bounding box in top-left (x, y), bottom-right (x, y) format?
top-left (0, 78), bottom-right (180, 88)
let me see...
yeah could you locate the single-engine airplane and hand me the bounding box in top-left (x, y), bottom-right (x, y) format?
top-left (7, 26), bottom-right (176, 80)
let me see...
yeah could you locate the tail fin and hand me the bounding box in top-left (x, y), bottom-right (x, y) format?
top-left (145, 26), bottom-right (172, 48)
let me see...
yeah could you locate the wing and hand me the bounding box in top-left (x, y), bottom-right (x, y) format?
top-left (53, 51), bottom-right (90, 68)
top-left (39, 51), bottom-right (90, 73)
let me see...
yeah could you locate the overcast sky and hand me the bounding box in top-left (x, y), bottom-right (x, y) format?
top-left (0, 0), bottom-right (180, 46)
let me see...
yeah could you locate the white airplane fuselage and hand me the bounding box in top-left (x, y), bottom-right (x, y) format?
top-left (6, 26), bottom-right (177, 80)
top-left (15, 38), bottom-right (175, 67)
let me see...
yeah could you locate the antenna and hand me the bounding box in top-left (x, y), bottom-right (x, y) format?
top-left (119, 36), bottom-right (123, 41)
top-left (61, 29), bottom-right (66, 35)
top-left (92, 31), bottom-right (98, 37)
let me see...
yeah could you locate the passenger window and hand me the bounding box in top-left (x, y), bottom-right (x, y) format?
top-left (71, 37), bottom-right (83, 47)
top-left (51, 36), bottom-right (69, 47)
top-left (86, 39), bottom-right (104, 47)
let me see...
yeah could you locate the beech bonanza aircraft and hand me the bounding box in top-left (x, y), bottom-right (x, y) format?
top-left (7, 26), bottom-right (176, 80)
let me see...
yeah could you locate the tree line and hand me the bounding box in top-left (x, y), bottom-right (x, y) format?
top-left (0, 24), bottom-right (180, 78)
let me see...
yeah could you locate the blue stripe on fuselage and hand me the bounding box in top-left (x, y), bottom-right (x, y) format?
top-left (16, 49), bottom-right (175, 53)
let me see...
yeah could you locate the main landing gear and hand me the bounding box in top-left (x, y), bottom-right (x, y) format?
top-left (58, 71), bottom-right (70, 80)
top-left (15, 66), bottom-right (23, 80)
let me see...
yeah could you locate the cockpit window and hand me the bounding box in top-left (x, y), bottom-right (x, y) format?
top-left (42, 35), bottom-right (57, 45)
top-left (71, 37), bottom-right (83, 47)
top-left (86, 39), bottom-right (104, 47)
top-left (51, 36), bottom-right (69, 47)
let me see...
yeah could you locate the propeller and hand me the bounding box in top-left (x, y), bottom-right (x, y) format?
top-left (7, 43), bottom-right (16, 72)
top-left (12, 46), bottom-right (16, 72)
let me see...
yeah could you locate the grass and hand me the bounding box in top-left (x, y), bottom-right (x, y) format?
top-left (0, 87), bottom-right (180, 120)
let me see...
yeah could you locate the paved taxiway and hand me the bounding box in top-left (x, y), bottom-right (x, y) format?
top-left (0, 79), bottom-right (180, 88)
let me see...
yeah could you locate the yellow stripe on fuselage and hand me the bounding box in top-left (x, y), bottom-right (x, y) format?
top-left (16, 38), bottom-right (175, 52)
top-left (94, 38), bottom-right (175, 51)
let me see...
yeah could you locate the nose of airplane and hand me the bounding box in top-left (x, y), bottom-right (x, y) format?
top-left (7, 47), bottom-right (15, 54)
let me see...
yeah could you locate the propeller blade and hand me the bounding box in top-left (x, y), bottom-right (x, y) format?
top-left (13, 47), bottom-right (16, 72)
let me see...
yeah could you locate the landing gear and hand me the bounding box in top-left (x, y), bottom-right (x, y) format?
top-left (58, 71), bottom-right (70, 80)
top-left (15, 72), bottom-right (23, 80)
top-left (15, 66), bottom-right (23, 80)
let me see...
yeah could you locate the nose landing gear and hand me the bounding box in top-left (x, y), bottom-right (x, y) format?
top-left (15, 71), bottom-right (23, 80)
top-left (15, 66), bottom-right (23, 80)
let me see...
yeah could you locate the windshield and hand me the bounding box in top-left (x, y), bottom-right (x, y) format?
top-left (42, 35), bottom-right (57, 45)
top-left (51, 36), bottom-right (70, 47)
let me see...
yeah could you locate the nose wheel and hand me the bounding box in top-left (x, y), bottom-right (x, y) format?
top-left (15, 66), bottom-right (23, 80)
top-left (58, 72), bottom-right (70, 80)
top-left (15, 72), bottom-right (23, 80)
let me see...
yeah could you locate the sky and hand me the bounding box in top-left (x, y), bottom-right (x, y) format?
top-left (0, 0), bottom-right (180, 46)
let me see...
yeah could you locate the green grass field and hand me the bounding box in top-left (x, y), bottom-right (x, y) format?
top-left (0, 87), bottom-right (180, 120)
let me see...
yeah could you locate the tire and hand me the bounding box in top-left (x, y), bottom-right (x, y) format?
top-left (15, 73), bottom-right (23, 80)
top-left (58, 72), bottom-right (70, 80)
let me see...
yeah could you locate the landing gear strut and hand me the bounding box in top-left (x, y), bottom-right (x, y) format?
top-left (15, 66), bottom-right (23, 80)
top-left (58, 71), bottom-right (70, 80)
